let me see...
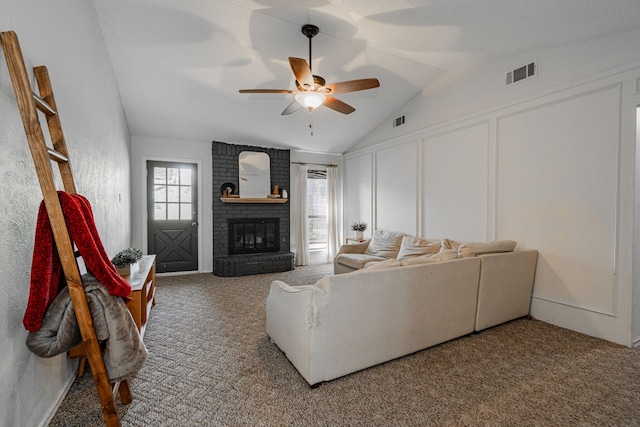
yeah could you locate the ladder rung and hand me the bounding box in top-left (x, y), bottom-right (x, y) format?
top-left (47, 147), bottom-right (68, 163)
top-left (32, 92), bottom-right (56, 116)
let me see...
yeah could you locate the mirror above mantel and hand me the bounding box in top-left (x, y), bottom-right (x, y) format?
top-left (239, 151), bottom-right (270, 198)
top-left (219, 151), bottom-right (288, 204)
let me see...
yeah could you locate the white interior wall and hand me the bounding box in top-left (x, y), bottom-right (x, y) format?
top-left (345, 30), bottom-right (640, 346)
top-left (131, 135), bottom-right (213, 272)
top-left (0, 1), bottom-right (131, 426)
top-left (343, 153), bottom-right (373, 240)
top-left (422, 123), bottom-right (490, 242)
top-left (376, 142), bottom-right (418, 236)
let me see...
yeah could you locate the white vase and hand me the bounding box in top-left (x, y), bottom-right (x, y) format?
top-left (356, 231), bottom-right (364, 240)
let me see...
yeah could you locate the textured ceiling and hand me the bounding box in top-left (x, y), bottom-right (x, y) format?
top-left (91, 0), bottom-right (640, 154)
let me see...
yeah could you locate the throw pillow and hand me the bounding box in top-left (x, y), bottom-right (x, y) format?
top-left (440, 238), bottom-right (461, 251)
top-left (364, 230), bottom-right (405, 258)
top-left (457, 240), bottom-right (517, 258)
top-left (396, 235), bottom-right (441, 261)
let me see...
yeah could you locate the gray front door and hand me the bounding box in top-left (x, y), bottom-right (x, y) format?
top-left (147, 161), bottom-right (198, 273)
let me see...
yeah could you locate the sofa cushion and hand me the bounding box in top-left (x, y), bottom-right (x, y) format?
top-left (396, 235), bottom-right (441, 261)
top-left (458, 240), bottom-right (517, 258)
top-left (431, 249), bottom-right (458, 261)
top-left (361, 258), bottom-right (403, 271)
top-left (401, 249), bottom-right (460, 266)
top-left (364, 230), bottom-right (405, 258)
top-left (335, 253), bottom-right (387, 270)
top-left (400, 254), bottom-right (437, 266)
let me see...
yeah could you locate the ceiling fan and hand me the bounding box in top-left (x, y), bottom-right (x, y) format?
top-left (239, 24), bottom-right (380, 116)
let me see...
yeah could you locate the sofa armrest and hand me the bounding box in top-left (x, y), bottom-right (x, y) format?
top-left (266, 280), bottom-right (322, 384)
top-left (474, 249), bottom-right (538, 331)
top-left (336, 239), bottom-right (370, 256)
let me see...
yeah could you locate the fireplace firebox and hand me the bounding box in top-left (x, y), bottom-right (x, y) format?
top-left (228, 218), bottom-right (279, 255)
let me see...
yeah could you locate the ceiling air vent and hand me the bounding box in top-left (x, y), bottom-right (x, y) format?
top-left (506, 61), bottom-right (536, 86)
top-left (393, 115), bottom-right (406, 128)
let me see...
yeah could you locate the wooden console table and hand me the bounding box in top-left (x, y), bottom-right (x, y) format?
top-left (69, 255), bottom-right (157, 375)
top-left (125, 255), bottom-right (157, 337)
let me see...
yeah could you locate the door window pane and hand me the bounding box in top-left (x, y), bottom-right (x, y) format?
top-left (154, 185), bottom-right (166, 202)
top-left (167, 168), bottom-right (179, 185)
top-left (180, 168), bottom-right (191, 185)
top-left (154, 203), bottom-right (166, 220)
top-left (181, 186), bottom-right (191, 202)
top-left (154, 167), bottom-right (166, 184)
top-left (167, 203), bottom-right (180, 220)
top-left (167, 186), bottom-right (180, 202)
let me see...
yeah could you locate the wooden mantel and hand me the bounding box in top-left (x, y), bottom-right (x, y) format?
top-left (220, 197), bottom-right (288, 204)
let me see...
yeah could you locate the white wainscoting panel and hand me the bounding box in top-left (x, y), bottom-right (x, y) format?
top-left (497, 85), bottom-right (620, 315)
top-left (376, 142), bottom-right (418, 235)
top-left (421, 123), bottom-right (489, 241)
top-left (344, 154), bottom-right (373, 239)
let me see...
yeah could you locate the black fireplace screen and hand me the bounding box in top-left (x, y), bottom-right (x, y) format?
top-left (228, 218), bottom-right (279, 255)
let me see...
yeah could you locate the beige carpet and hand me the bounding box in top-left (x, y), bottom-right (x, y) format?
top-left (50, 264), bottom-right (640, 426)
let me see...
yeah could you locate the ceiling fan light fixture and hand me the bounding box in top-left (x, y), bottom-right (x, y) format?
top-left (295, 91), bottom-right (326, 110)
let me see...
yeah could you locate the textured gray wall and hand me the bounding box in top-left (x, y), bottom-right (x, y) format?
top-left (0, 1), bottom-right (131, 425)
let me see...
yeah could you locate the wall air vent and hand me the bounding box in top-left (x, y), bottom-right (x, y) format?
top-left (506, 60), bottom-right (536, 86)
top-left (393, 115), bottom-right (406, 128)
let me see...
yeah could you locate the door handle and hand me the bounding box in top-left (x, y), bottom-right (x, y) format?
top-left (192, 222), bottom-right (198, 227)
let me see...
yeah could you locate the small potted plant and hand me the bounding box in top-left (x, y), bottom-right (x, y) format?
top-left (111, 247), bottom-right (143, 278)
top-left (350, 222), bottom-right (368, 240)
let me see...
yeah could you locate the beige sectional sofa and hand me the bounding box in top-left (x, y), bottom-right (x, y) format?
top-left (266, 231), bottom-right (538, 386)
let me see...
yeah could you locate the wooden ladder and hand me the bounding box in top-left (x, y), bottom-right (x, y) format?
top-left (1, 30), bottom-right (130, 427)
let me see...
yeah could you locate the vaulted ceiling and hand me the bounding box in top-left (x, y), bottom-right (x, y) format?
top-left (91, 0), bottom-right (640, 154)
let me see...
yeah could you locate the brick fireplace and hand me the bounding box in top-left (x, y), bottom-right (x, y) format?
top-left (212, 141), bottom-right (294, 276)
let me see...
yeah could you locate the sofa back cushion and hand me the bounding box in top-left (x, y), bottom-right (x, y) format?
top-left (364, 230), bottom-right (405, 258)
top-left (396, 235), bottom-right (441, 261)
top-left (458, 240), bottom-right (517, 258)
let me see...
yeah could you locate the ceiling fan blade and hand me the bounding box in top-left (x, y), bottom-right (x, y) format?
top-left (239, 89), bottom-right (293, 94)
top-left (324, 97), bottom-right (355, 115)
top-left (289, 57), bottom-right (314, 89)
top-left (281, 100), bottom-right (302, 115)
top-left (325, 78), bottom-right (380, 95)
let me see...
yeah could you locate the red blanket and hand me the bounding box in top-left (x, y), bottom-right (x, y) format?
top-left (24, 192), bottom-right (132, 332)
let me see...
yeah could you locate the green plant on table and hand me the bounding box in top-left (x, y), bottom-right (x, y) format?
top-left (350, 222), bottom-right (368, 232)
top-left (111, 247), bottom-right (143, 268)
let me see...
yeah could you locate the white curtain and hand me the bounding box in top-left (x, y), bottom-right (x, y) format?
top-left (292, 165), bottom-right (310, 266)
top-left (326, 166), bottom-right (340, 261)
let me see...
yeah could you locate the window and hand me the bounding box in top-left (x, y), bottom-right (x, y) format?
top-left (153, 166), bottom-right (193, 221)
top-left (307, 169), bottom-right (327, 263)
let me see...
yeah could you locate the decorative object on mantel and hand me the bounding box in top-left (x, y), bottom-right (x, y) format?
top-left (111, 247), bottom-right (143, 278)
top-left (351, 222), bottom-right (368, 240)
top-left (220, 182), bottom-right (237, 198)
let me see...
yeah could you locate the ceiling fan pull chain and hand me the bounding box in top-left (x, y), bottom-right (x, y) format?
top-left (308, 32), bottom-right (313, 72)
top-left (309, 111), bottom-right (314, 136)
